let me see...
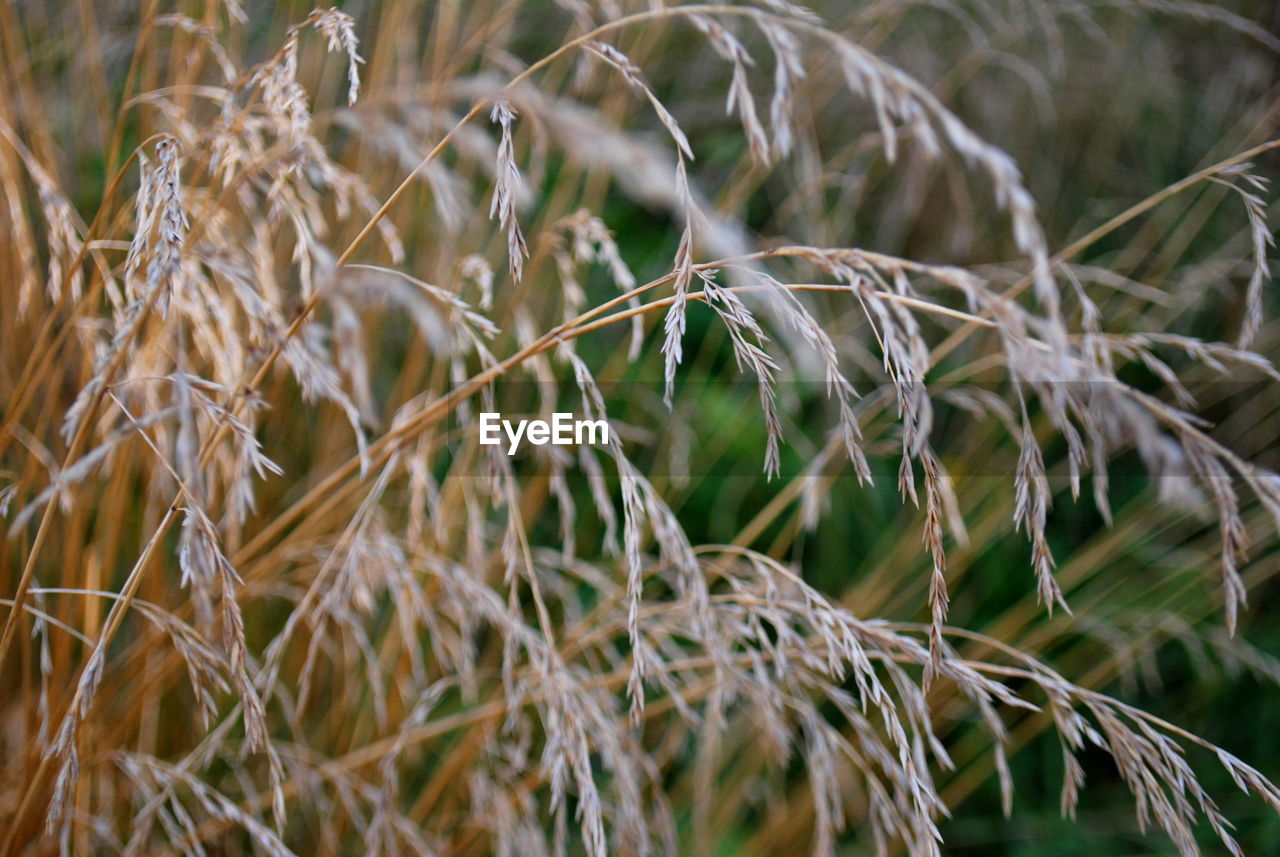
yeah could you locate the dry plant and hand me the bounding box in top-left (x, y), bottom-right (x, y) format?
top-left (1, 1), bottom-right (1278, 855)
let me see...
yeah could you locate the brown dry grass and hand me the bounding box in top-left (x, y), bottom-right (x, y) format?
top-left (1, 2), bottom-right (1279, 855)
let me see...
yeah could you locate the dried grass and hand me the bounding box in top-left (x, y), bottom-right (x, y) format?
top-left (1, 2), bottom-right (1278, 856)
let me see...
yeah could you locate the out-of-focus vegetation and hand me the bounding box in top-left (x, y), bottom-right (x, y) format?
top-left (1, 2), bottom-right (1279, 855)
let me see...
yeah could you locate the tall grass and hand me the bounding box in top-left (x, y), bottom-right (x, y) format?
top-left (1, 1), bottom-right (1278, 855)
